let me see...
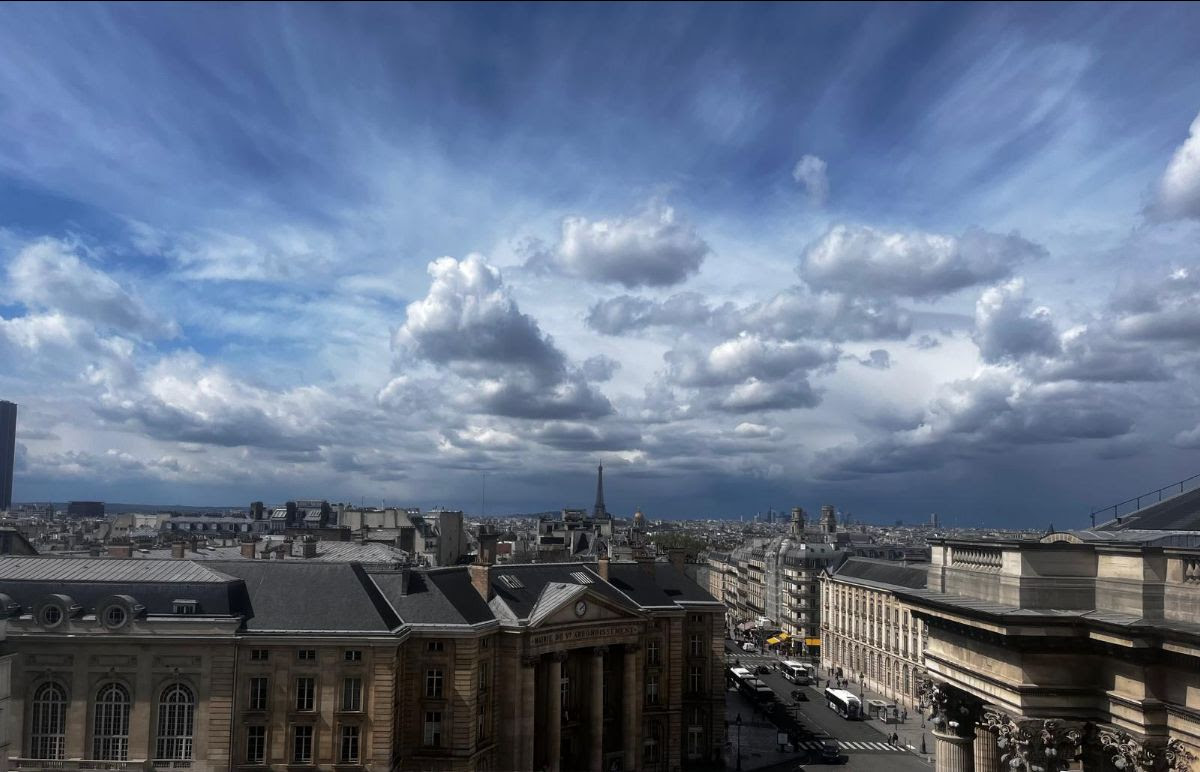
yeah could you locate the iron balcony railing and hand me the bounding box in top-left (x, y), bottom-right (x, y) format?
top-left (1090, 471), bottom-right (1200, 526)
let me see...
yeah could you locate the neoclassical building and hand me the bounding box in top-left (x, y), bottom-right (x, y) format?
top-left (900, 528), bottom-right (1200, 772)
top-left (820, 557), bottom-right (928, 709)
top-left (0, 536), bottom-right (724, 771)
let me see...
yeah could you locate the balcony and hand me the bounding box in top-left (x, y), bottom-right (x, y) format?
top-left (14, 761), bottom-right (165, 771)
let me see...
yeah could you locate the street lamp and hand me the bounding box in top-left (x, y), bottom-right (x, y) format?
top-left (735, 713), bottom-right (743, 772)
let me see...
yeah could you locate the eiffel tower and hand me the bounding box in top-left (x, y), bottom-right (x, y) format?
top-left (592, 463), bottom-right (608, 518)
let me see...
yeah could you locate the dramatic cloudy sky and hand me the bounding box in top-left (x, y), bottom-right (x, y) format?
top-left (3, 4), bottom-right (1200, 525)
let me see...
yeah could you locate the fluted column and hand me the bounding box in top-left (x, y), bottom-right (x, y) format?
top-left (590, 647), bottom-right (607, 772)
top-left (547, 652), bottom-right (566, 772)
top-left (919, 679), bottom-right (982, 772)
top-left (973, 721), bottom-right (1000, 772)
top-left (623, 643), bottom-right (642, 772)
top-left (520, 656), bottom-right (539, 771)
top-left (934, 729), bottom-right (977, 772)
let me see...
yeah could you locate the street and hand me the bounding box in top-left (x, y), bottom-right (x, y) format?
top-left (724, 641), bottom-right (933, 772)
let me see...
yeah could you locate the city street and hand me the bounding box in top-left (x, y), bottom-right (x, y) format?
top-left (724, 641), bottom-right (933, 772)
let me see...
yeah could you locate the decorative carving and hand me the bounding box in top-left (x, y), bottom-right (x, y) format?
top-left (1165, 739), bottom-right (1197, 772)
top-left (981, 711), bottom-right (1083, 772)
top-left (918, 678), bottom-right (981, 739)
top-left (1100, 729), bottom-right (1159, 772)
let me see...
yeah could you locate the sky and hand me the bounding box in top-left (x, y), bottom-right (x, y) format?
top-left (3, 3), bottom-right (1200, 526)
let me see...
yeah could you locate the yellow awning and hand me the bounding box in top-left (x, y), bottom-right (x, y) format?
top-left (766, 636), bottom-right (780, 645)
top-left (805, 637), bottom-right (821, 646)
top-left (777, 632), bottom-right (790, 641)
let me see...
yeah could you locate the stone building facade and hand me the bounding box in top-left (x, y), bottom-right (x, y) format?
top-left (0, 543), bottom-right (724, 772)
top-left (819, 557), bottom-right (929, 709)
top-left (900, 529), bottom-right (1200, 772)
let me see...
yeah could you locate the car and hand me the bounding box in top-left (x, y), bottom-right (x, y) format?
top-left (817, 740), bottom-right (844, 764)
top-left (742, 642), bottom-right (756, 652)
top-left (791, 688), bottom-right (809, 701)
top-left (756, 664), bottom-right (770, 675)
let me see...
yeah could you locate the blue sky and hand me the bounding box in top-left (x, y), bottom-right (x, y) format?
top-left (3, 3), bottom-right (1200, 525)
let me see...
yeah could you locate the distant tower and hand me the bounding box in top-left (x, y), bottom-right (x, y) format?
top-left (0, 400), bottom-right (15, 511)
top-left (790, 507), bottom-right (806, 537)
top-left (819, 504), bottom-right (837, 536)
top-left (930, 512), bottom-right (939, 528)
top-left (592, 463), bottom-right (607, 518)
top-left (633, 507), bottom-right (645, 529)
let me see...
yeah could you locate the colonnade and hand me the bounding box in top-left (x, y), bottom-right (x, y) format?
top-left (920, 679), bottom-right (1197, 772)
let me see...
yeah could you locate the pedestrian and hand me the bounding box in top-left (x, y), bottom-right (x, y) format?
top-left (901, 708), bottom-right (908, 722)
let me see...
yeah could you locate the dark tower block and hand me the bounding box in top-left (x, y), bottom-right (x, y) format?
top-left (0, 401), bottom-right (14, 511)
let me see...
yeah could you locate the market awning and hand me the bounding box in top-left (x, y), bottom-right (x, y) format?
top-left (777, 632), bottom-right (790, 641)
top-left (766, 636), bottom-right (780, 645)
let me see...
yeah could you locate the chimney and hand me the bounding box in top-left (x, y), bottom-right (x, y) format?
top-left (171, 541), bottom-right (186, 559)
top-left (597, 553), bottom-right (610, 582)
top-left (469, 526), bottom-right (497, 601)
top-left (189, 537), bottom-right (200, 553)
top-left (302, 535), bottom-right (318, 559)
top-left (107, 543), bottom-right (133, 559)
top-left (668, 548), bottom-right (686, 573)
top-left (240, 540), bottom-right (256, 559)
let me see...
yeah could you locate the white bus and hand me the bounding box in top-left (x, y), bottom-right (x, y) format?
top-left (728, 667), bottom-right (753, 689)
top-left (824, 687), bottom-right (862, 719)
top-left (781, 661), bottom-right (810, 685)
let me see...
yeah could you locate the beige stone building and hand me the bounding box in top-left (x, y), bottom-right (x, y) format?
top-left (820, 557), bottom-right (928, 710)
top-left (0, 537), bottom-right (724, 772)
top-left (902, 527), bottom-right (1200, 772)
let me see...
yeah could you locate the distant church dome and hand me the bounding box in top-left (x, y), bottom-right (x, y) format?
top-left (633, 507), bottom-right (645, 526)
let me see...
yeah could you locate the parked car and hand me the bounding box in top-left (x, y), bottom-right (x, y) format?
top-left (756, 664), bottom-right (770, 675)
top-left (791, 688), bottom-right (809, 701)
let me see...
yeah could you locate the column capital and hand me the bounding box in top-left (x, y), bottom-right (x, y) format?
top-left (521, 655), bottom-right (541, 668)
top-left (592, 645), bottom-right (609, 657)
top-left (980, 711), bottom-right (1084, 772)
top-left (918, 678), bottom-right (982, 740)
top-left (1098, 728), bottom-right (1197, 772)
top-left (550, 650), bottom-right (569, 664)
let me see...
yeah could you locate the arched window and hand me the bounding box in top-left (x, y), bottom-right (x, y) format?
top-left (155, 683), bottom-right (195, 760)
top-left (93, 683), bottom-right (131, 760)
top-left (30, 682), bottom-right (67, 760)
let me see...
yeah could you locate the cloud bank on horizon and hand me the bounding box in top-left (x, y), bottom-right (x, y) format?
top-left (2, 3), bottom-right (1200, 525)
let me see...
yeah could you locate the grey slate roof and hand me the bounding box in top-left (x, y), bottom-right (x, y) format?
top-left (487, 563), bottom-right (632, 621)
top-left (0, 556), bottom-right (236, 583)
top-left (606, 562), bottom-right (720, 607)
top-left (0, 556), bottom-right (249, 617)
top-left (209, 560), bottom-right (400, 633)
top-left (831, 557), bottom-right (928, 591)
top-left (370, 567), bottom-right (494, 626)
top-left (1096, 485), bottom-right (1200, 532)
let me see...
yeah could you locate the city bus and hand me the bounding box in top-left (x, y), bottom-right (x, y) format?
top-left (823, 687), bottom-right (862, 719)
top-left (729, 666), bottom-right (753, 688)
top-left (781, 661), bottom-right (811, 685)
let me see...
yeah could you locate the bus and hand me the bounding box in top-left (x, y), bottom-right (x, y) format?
top-left (824, 687), bottom-right (862, 719)
top-left (781, 661), bottom-right (811, 685)
top-left (729, 667), bottom-right (753, 689)
top-left (741, 677), bottom-right (776, 704)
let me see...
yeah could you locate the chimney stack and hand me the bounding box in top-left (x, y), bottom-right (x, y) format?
top-left (171, 541), bottom-right (186, 559)
top-left (469, 527), bottom-right (497, 601)
top-left (107, 543), bottom-right (133, 559)
top-left (597, 553), bottom-right (610, 582)
top-left (240, 539), bottom-right (256, 559)
top-left (302, 535), bottom-right (318, 559)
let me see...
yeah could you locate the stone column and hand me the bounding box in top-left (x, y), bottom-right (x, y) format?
top-left (546, 652), bottom-right (566, 772)
top-left (623, 644), bottom-right (641, 772)
top-left (520, 656), bottom-right (539, 771)
top-left (590, 647), bottom-right (607, 772)
top-left (973, 721), bottom-right (1001, 772)
top-left (919, 679), bottom-right (982, 772)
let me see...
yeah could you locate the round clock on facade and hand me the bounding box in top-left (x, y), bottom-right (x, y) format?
top-left (574, 600), bottom-right (587, 617)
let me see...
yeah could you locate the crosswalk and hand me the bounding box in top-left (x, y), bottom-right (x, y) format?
top-left (794, 740), bottom-right (908, 753)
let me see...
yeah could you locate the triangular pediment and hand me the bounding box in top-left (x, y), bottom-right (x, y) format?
top-left (528, 582), bottom-right (643, 628)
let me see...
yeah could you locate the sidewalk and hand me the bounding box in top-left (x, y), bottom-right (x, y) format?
top-left (810, 666), bottom-right (934, 762)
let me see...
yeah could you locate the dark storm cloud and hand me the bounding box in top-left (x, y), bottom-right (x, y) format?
top-left (530, 421), bottom-right (641, 451)
top-left (973, 280), bottom-right (1059, 364)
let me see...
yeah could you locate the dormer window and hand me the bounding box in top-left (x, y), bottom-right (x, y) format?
top-left (173, 600), bottom-right (198, 615)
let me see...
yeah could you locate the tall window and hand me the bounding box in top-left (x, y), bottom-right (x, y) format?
top-left (425, 669), bottom-right (443, 698)
top-left (689, 634), bottom-right (702, 656)
top-left (92, 683), bottom-right (131, 760)
top-left (424, 711), bottom-right (442, 747)
top-left (687, 727), bottom-right (704, 759)
top-left (477, 702), bottom-right (487, 740)
top-left (478, 662), bottom-right (489, 694)
top-left (295, 677), bottom-right (315, 711)
top-left (29, 682), bottom-right (67, 760)
top-left (647, 639), bottom-right (660, 665)
top-left (292, 725), bottom-right (313, 763)
top-left (645, 674), bottom-right (659, 705)
top-left (342, 677), bottom-right (362, 712)
top-left (688, 665), bottom-right (703, 693)
top-left (246, 726), bottom-right (267, 764)
top-left (560, 675), bottom-right (571, 713)
top-left (155, 683), bottom-right (195, 760)
top-left (249, 677), bottom-right (270, 711)
top-left (339, 725), bottom-right (360, 763)
top-left (643, 727), bottom-right (660, 762)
